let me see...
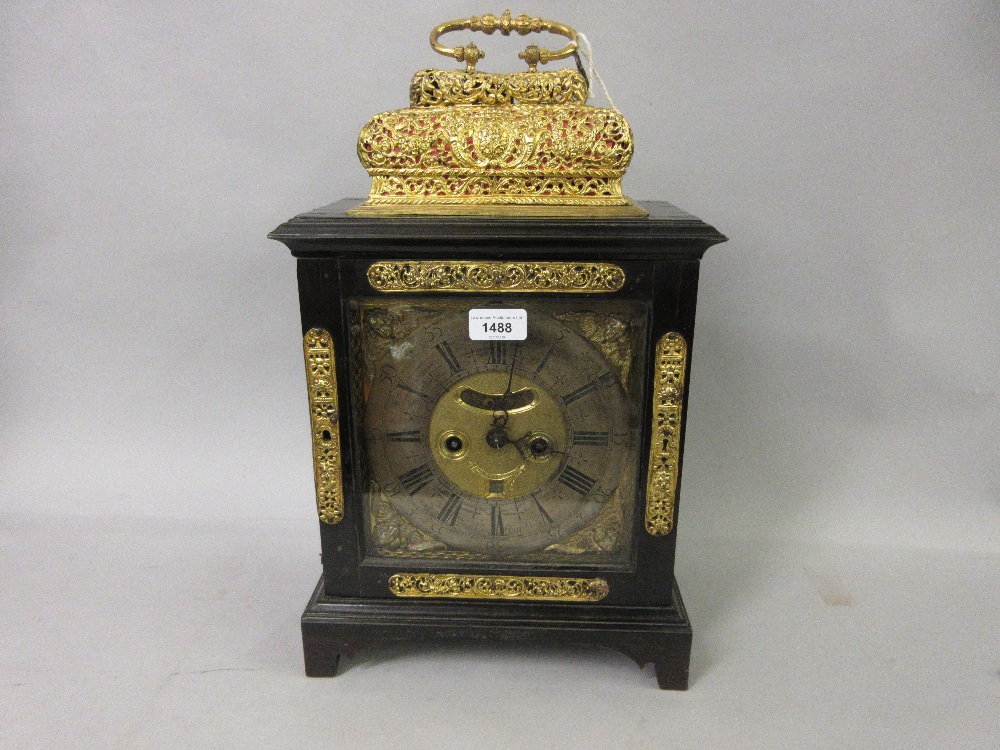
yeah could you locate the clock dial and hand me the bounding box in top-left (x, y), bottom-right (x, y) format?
top-left (364, 310), bottom-right (633, 555)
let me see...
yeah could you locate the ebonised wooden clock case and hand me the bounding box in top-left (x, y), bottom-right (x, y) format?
top-left (269, 198), bottom-right (726, 689)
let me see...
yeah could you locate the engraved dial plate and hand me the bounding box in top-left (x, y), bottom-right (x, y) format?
top-left (358, 300), bottom-right (644, 559)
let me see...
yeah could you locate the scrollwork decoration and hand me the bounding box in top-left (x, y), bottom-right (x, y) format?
top-left (368, 482), bottom-right (448, 554)
top-left (645, 332), bottom-right (687, 536)
top-left (545, 483), bottom-right (627, 555)
top-left (388, 573), bottom-right (609, 602)
top-left (367, 261), bottom-right (625, 293)
top-left (410, 69), bottom-right (588, 107)
top-left (352, 94), bottom-right (637, 211)
top-left (556, 311), bottom-right (634, 384)
top-left (304, 329), bottom-right (344, 524)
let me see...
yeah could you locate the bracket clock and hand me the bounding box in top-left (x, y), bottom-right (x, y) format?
top-left (268, 12), bottom-right (726, 689)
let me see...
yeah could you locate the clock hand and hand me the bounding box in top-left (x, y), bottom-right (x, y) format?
top-left (487, 345), bottom-right (522, 450)
top-left (503, 343), bottom-right (521, 399)
top-left (511, 431), bottom-right (562, 460)
top-left (486, 410), bottom-right (510, 450)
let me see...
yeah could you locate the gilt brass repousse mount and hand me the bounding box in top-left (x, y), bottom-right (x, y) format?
top-left (388, 573), bottom-right (610, 602)
top-left (304, 329), bottom-right (344, 525)
top-left (348, 11), bottom-right (646, 217)
top-left (366, 260), bottom-right (626, 293)
top-left (645, 333), bottom-right (687, 536)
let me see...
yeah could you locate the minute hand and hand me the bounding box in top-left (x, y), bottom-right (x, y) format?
top-left (503, 343), bottom-right (521, 398)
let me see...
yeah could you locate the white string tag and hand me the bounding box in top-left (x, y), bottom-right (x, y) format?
top-left (576, 31), bottom-right (620, 112)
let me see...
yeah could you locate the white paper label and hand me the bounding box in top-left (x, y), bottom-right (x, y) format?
top-left (468, 308), bottom-right (528, 341)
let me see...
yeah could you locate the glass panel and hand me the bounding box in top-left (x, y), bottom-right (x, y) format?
top-left (349, 297), bottom-right (647, 566)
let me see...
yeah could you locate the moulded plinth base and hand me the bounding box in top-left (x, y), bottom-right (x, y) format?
top-left (300, 575), bottom-right (693, 690)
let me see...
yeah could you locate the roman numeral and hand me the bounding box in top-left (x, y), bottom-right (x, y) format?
top-left (398, 464), bottom-right (434, 495)
top-left (386, 430), bottom-right (421, 443)
top-left (488, 341), bottom-right (507, 365)
top-left (491, 506), bottom-right (505, 536)
top-left (434, 341), bottom-right (462, 375)
top-left (437, 493), bottom-right (463, 526)
top-left (534, 346), bottom-right (554, 375)
top-left (534, 498), bottom-right (553, 524)
top-left (396, 383), bottom-right (430, 401)
top-left (557, 465), bottom-right (597, 495)
top-left (562, 381), bottom-right (599, 405)
top-left (561, 372), bottom-right (615, 405)
top-left (572, 431), bottom-right (609, 446)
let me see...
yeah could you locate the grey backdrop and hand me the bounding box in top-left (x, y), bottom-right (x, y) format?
top-left (4, 0), bottom-right (997, 549)
top-left (2, 3), bottom-right (999, 745)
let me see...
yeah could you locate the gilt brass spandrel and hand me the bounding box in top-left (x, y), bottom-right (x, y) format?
top-left (367, 261), bottom-right (625, 293)
top-left (555, 310), bottom-right (635, 385)
top-left (545, 470), bottom-right (632, 556)
top-left (368, 481), bottom-right (449, 555)
top-left (388, 573), bottom-right (609, 602)
top-left (304, 328), bottom-right (345, 525)
top-left (644, 332), bottom-right (687, 536)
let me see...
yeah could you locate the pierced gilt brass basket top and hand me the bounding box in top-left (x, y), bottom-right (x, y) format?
top-left (348, 11), bottom-right (645, 218)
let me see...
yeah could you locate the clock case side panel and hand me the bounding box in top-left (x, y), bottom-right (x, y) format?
top-left (630, 258), bottom-right (702, 605)
top-left (297, 257), bottom-right (365, 597)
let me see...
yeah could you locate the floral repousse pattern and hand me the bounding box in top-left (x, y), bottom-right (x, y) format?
top-left (354, 67), bottom-right (635, 209)
top-left (409, 69), bottom-right (588, 107)
top-left (388, 573), bottom-right (609, 602)
top-left (645, 333), bottom-right (687, 536)
top-left (556, 311), bottom-right (634, 385)
top-left (304, 329), bottom-right (344, 524)
top-left (544, 483), bottom-right (628, 555)
top-left (357, 107), bottom-right (631, 205)
top-left (367, 482), bottom-right (449, 555)
top-left (366, 261), bottom-right (625, 293)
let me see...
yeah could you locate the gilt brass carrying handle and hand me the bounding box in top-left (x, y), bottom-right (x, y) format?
top-left (430, 10), bottom-right (578, 72)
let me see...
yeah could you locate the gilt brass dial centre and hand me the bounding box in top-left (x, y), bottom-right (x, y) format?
top-left (429, 371), bottom-right (565, 499)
